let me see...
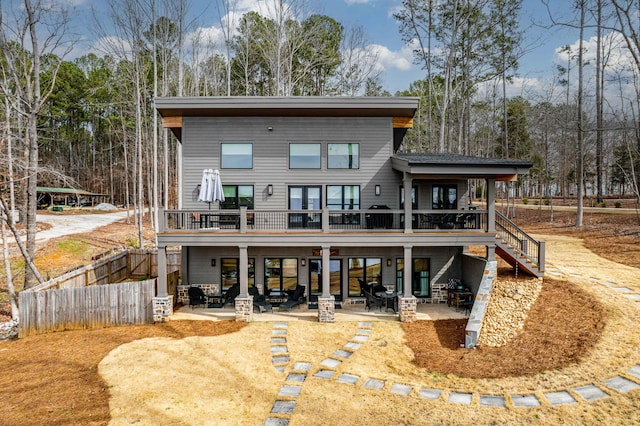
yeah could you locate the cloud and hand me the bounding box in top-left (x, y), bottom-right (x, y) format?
top-left (345, 0), bottom-right (371, 4)
top-left (370, 43), bottom-right (414, 72)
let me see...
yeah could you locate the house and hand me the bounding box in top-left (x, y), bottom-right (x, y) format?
top-left (152, 97), bottom-right (543, 339)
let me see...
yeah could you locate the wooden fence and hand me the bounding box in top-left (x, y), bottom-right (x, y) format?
top-left (30, 249), bottom-right (181, 292)
top-left (18, 280), bottom-right (155, 338)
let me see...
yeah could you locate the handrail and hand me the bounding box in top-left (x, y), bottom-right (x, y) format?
top-left (495, 211), bottom-right (543, 270)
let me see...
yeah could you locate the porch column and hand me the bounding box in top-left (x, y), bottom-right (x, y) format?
top-left (318, 245), bottom-right (335, 323)
top-left (235, 244), bottom-right (253, 322)
top-left (485, 178), bottom-right (497, 262)
top-left (152, 246), bottom-right (173, 322)
top-left (321, 245), bottom-right (331, 297)
top-left (238, 244), bottom-right (249, 297)
top-left (403, 245), bottom-right (412, 297)
top-left (403, 173), bottom-right (413, 233)
top-left (399, 244), bottom-right (417, 322)
top-left (486, 178), bottom-right (496, 232)
top-left (157, 246), bottom-right (168, 297)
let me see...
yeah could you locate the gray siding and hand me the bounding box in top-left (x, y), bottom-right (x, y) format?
top-left (182, 116), bottom-right (398, 210)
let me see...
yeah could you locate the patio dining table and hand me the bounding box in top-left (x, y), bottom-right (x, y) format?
top-left (375, 290), bottom-right (398, 313)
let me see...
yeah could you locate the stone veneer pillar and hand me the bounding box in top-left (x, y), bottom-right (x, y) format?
top-left (398, 296), bottom-right (417, 322)
top-left (153, 295), bottom-right (173, 323)
top-left (235, 296), bottom-right (253, 322)
top-left (318, 296), bottom-right (335, 323)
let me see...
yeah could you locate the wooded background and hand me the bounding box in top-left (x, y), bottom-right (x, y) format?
top-left (1, 0), bottom-right (639, 291)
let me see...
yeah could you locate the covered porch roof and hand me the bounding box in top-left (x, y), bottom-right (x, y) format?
top-left (391, 153), bottom-right (532, 182)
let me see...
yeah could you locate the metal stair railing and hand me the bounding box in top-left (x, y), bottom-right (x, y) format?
top-left (495, 211), bottom-right (543, 270)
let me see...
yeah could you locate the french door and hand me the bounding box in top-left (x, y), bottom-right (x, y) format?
top-left (288, 186), bottom-right (322, 229)
top-left (309, 259), bottom-right (342, 301)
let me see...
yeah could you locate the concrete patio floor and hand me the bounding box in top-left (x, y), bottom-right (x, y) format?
top-left (171, 301), bottom-right (470, 322)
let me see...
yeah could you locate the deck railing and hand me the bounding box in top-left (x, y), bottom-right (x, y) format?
top-left (162, 208), bottom-right (488, 233)
top-left (495, 211), bottom-right (544, 269)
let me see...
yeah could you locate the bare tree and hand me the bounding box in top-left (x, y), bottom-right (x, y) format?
top-left (335, 25), bottom-right (381, 96)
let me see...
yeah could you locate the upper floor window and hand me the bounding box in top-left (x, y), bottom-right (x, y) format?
top-left (433, 185), bottom-right (457, 209)
top-left (221, 185), bottom-right (254, 209)
top-left (328, 143), bottom-right (359, 169)
top-left (221, 143), bottom-right (252, 169)
top-left (289, 143), bottom-right (321, 169)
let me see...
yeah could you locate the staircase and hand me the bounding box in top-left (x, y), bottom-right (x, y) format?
top-left (495, 211), bottom-right (545, 278)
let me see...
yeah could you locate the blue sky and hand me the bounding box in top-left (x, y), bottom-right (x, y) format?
top-left (63, 0), bottom-right (625, 99)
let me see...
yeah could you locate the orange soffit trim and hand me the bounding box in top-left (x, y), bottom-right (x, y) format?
top-left (162, 116), bottom-right (183, 128)
top-left (392, 117), bottom-right (413, 128)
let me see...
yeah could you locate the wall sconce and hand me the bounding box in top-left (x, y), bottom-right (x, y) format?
top-left (301, 258), bottom-right (306, 267)
top-left (267, 184), bottom-right (273, 196)
top-left (267, 126), bottom-right (273, 131)
top-left (211, 259), bottom-right (216, 267)
top-left (375, 184), bottom-right (381, 196)
top-left (386, 258), bottom-right (392, 267)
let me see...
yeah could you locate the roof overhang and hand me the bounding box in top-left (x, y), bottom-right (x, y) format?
top-left (391, 153), bottom-right (532, 181)
top-left (154, 96), bottom-right (419, 142)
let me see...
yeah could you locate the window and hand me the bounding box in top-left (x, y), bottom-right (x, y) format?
top-left (400, 186), bottom-right (418, 209)
top-left (309, 259), bottom-right (342, 301)
top-left (289, 143), bottom-right (321, 168)
top-left (265, 258), bottom-right (298, 293)
top-left (221, 185), bottom-right (254, 209)
top-left (221, 143), bottom-right (252, 169)
top-left (348, 258), bottom-right (381, 297)
top-left (433, 185), bottom-right (457, 209)
top-left (328, 143), bottom-right (359, 169)
top-left (328, 185), bottom-right (360, 225)
top-left (220, 258), bottom-right (255, 292)
top-left (396, 258), bottom-right (430, 297)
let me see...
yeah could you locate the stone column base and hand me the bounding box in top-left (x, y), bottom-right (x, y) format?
top-left (399, 296), bottom-right (417, 322)
top-left (153, 295), bottom-right (173, 323)
top-left (318, 296), bottom-right (335, 323)
top-left (235, 296), bottom-right (254, 322)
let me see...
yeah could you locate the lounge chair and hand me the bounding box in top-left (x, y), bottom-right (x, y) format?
top-left (188, 286), bottom-right (207, 309)
top-left (249, 286), bottom-right (273, 313)
top-left (363, 290), bottom-right (383, 312)
top-left (222, 283), bottom-right (240, 307)
top-left (279, 285), bottom-right (306, 311)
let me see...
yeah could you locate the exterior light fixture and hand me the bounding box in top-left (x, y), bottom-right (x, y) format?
top-left (267, 184), bottom-right (273, 196)
top-left (267, 126), bottom-right (273, 131)
top-left (375, 184), bottom-right (381, 196)
top-left (301, 258), bottom-right (306, 267)
top-left (386, 258), bottom-right (392, 267)
top-left (211, 259), bottom-right (216, 267)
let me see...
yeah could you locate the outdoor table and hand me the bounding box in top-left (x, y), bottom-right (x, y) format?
top-left (447, 290), bottom-right (473, 312)
top-left (375, 291), bottom-right (398, 313)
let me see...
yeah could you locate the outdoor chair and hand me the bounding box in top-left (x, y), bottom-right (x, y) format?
top-left (188, 286), bottom-right (207, 309)
top-left (363, 290), bottom-right (384, 312)
top-left (249, 286), bottom-right (273, 313)
top-left (222, 283), bottom-right (240, 307)
top-left (358, 279), bottom-right (371, 296)
top-left (279, 285), bottom-right (306, 311)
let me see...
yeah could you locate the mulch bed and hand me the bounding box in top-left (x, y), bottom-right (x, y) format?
top-left (402, 278), bottom-right (606, 378)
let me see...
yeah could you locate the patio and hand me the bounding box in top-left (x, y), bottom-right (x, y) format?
top-left (171, 301), bottom-right (470, 322)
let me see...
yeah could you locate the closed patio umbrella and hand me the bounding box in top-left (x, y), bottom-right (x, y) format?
top-left (211, 169), bottom-right (225, 205)
top-left (198, 169), bottom-right (225, 209)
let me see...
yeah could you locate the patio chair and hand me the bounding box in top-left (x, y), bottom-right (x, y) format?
top-left (249, 286), bottom-right (273, 313)
top-left (188, 286), bottom-right (207, 309)
top-left (358, 279), bottom-right (371, 296)
top-left (363, 290), bottom-right (383, 312)
top-left (279, 285), bottom-right (306, 311)
top-left (222, 283), bottom-right (240, 307)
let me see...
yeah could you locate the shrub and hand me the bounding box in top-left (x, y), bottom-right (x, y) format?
top-left (125, 237), bottom-right (139, 249)
top-left (615, 201), bottom-right (622, 208)
top-left (544, 198), bottom-right (551, 206)
top-left (522, 198), bottom-right (529, 205)
top-left (534, 200), bottom-right (540, 206)
top-left (600, 202), bottom-right (607, 208)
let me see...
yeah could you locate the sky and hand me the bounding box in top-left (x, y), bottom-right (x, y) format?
top-left (50, 0), bottom-right (635, 101)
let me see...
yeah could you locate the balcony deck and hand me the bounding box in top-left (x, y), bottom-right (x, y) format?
top-left (158, 208), bottom-right (493, 248)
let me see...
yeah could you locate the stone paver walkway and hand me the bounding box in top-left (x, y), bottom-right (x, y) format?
top-left (262, 256), bottom-right (640, 423)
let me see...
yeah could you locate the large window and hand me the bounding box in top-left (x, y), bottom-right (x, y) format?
top-left (328, 185), bottom-right (360, 225)
top-left (433, 185), bottom-right (457, 209)
top-left (328, 143), bottom-right (359, 169)
top-left (220, 258), bottom-right (255, 292)
top-left (265, 258), bottom-right (298, 294)
top-left (221, 143), bottom-right (252, 169)
top-left (395, 258), bottom-right (430, 297)
top-left (221, 185), bottom-right (254, 209)
top-left (400, 186), bottom-right (418, 209)
top-left (348, 258), bottom-right (381, 297)
top-left (289, 143), bottom-right (321, 168)
top-left (309, 259), bottom-right (342, 301)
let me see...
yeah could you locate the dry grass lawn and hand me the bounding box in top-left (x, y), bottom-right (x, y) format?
top-left (0, 206), bottom-right (639, 424)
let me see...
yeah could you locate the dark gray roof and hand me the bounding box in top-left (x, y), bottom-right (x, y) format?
top-left (393, 153), bottom-right (532, 168)
top-left (155, 96), bottom-right (419, 118)
top-left (391, 153), bottom-right (532, 181)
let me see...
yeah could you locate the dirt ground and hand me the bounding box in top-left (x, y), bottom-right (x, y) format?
top-left (0, 205), bottom-right (639, 424)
